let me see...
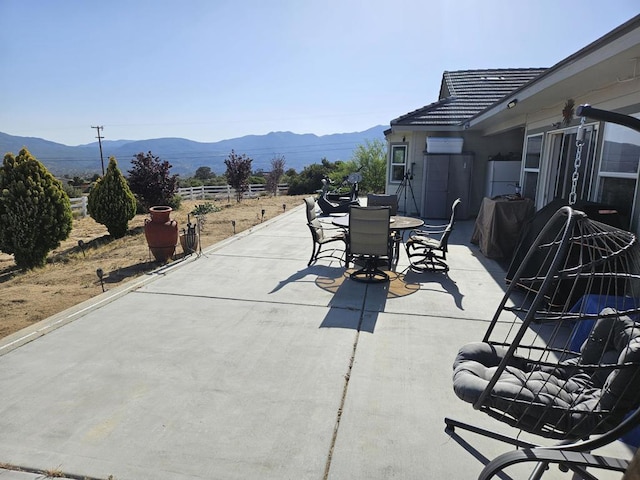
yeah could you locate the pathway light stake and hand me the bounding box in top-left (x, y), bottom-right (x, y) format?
top-left (77, 239), bottom-right (85, 257)
top-left (283, 203), bottom-right (286, 212)
top-left (261, 209), bottom-right (265, 222)
top-left (96, 268), bottom-right (105, 292)
top-left (231, 220), bottom-right (236, 234)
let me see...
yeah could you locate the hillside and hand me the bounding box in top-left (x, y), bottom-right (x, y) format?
top-left (0, 126), bottom-right (387, 177)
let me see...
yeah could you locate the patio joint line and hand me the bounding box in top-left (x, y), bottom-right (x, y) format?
top-left (323, 284), bottom-right (369, 480)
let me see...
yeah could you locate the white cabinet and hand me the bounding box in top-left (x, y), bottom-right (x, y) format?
top-left (485, 160), bottom-right (522, 198)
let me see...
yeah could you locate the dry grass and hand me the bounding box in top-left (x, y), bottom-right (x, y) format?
top-left (0, 195), bottom-right (308, 340)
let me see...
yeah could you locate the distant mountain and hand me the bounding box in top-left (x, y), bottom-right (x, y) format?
top-left (0, 126), bottom-right (388, 177)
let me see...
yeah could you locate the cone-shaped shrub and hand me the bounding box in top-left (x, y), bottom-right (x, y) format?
top-left (88, 157), bottom-right (137, 238)
top-left (0, 148), bottom-right (73, 269)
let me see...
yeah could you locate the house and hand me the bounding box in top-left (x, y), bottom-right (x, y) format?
top-left (385, 14), bottom-right (640, 235)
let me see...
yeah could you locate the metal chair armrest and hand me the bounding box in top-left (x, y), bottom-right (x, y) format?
top-left (410, 227), bottom-right (446, 237)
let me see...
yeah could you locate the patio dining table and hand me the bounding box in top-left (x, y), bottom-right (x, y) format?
top-left (332, 214), bottom-right (424, 263)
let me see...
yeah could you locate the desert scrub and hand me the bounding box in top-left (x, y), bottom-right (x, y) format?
top-left (190, 203), bottom-right (221, 216)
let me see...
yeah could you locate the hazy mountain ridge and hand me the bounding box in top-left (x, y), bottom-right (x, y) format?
top-left (0, 126), bottom-right (387, 176)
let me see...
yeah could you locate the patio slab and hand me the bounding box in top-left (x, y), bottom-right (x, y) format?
top-left (0, 203), bottom-right (634, 480)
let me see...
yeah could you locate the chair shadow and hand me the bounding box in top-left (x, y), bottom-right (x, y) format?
top-left (269, 259), bottom-right (422, 333)
top-left (317, 268), bottom-right (420, 333)
top-left (402, 269), bottom-right (465, 311)
top-left (269, 264), bottom-right (345, 294)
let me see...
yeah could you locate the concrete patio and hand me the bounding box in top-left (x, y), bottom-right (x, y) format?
top-left (0, 202), bottom-right (634, 480)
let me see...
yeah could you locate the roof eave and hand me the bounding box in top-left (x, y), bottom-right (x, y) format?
top-left (468, 14), bottom-right (640, 128)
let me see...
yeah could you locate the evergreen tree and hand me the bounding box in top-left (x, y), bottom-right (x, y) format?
top-left (0, 148), bottom-right (73, 269)
top-left (88, 157), bottom-right (137, 238)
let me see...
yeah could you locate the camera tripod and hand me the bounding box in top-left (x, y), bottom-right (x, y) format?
top-left (396, 172), bottom-right (420, 215)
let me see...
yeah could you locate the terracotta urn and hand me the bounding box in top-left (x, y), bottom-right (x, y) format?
top-left (144, 206), bottom-right (178, 262)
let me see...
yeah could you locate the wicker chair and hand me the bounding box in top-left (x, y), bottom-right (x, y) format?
top-left (445, 206), bottom-right (640, 479)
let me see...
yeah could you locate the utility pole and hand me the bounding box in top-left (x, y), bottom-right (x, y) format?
top-left (91, 125), bottom-right (105, 175)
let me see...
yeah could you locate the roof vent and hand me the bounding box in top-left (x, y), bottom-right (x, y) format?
top-left (481, 76), bottom-right (505, 81)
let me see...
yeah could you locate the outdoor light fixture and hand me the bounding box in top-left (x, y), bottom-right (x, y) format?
top-left (77, 239), bottom-right (85, 257)
top-left (96, 268), bottom-right (105, 292)
top-left (282, 203), bottom-right (286, 212)
top-left (231, 220), bottom-right (236, 234)
top-left (261, 209), bottom-right (265, 222)
top-left (507, 99), bottom-right (518, 109)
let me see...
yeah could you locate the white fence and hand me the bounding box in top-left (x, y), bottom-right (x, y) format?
top-left (70, 196), bottom-right (88, 218)
top-left (177, 183), bottom-right (288, 201)
top-left (69, 183), bottom-right (289, 218)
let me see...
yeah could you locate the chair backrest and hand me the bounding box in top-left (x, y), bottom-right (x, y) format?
top-left (349, 206), bottom-right (391, 256)
top-left (367, 194), bottom-right (398, 215)
top-left (305, 196), bottom-right (317, 223)
top-left (305, 196), bottom-right (326, 242)
top-left (440, 198), bottom-right (462, 252)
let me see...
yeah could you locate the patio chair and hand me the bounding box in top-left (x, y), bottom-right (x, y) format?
top-left (304, 197), bottom-right (346, 266)
top-left (445, 206), bottom-right (640, 480)
top-left (346, 205), bottom-right (393, 283)
top-left (405, 198), bottom-right (461, 272)
top-left (367, 193), bottom-right (401, 259)
top-left (366, 193), bottom-right (398, 215)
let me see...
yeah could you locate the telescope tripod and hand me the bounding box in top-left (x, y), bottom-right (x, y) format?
top-left (396, 173), bottom-right (420, 215)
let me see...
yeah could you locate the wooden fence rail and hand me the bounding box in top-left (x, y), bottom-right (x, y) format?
top-left (176, 184), bottom-right (289, 201)
top-left (70, 184), bottom-right (289, 218)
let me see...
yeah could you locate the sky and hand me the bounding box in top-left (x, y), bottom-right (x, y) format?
top-left (0, 0), bottom-right (638, 146)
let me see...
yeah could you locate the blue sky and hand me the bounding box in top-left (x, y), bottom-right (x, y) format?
top-left (0, 0), bottom-right (638, 146)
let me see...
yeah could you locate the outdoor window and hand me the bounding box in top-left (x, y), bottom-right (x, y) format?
top-left (596, 113), bottom-right (640, 228)
top-left (390, 144), bottom-right (407, 183)
top-left (549, 126), bottom-right (597, 203)
top-left (522, 134), bottom-right (542, 201)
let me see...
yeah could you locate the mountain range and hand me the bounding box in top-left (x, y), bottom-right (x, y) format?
top-left (0, 125), bottom-right (388, 177)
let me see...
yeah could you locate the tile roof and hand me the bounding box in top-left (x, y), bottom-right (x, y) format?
top-left (391, 68), bottom-right (547, 128)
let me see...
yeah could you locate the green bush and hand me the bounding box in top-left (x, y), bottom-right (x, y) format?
top-left (190, 203), bottom-right (221, 216)
top-left (62, 182), bottom-right (83, 198)
top-left (88, 157), bottom-right (136, 238)
top-left (0, 148), bottom-right (73, 269)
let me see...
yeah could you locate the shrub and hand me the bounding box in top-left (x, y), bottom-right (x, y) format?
top-left (224, 150), bottom-right (252, 202)
top-left (62, 183), bottom-right (83, 198)
top-left (266, 155), bottom-right (286, 196)
top-left (127, 151), bottom-right (179, 210)
top-left (0, 148), bottom-right (73, 269)
top-left (88, 157), bottom-right (136, 238)
top-left (190, 203), bottom-right (221, 216)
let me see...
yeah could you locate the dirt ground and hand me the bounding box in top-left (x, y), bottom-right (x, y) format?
top-left (0, 194), bottom-right (308, 340)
